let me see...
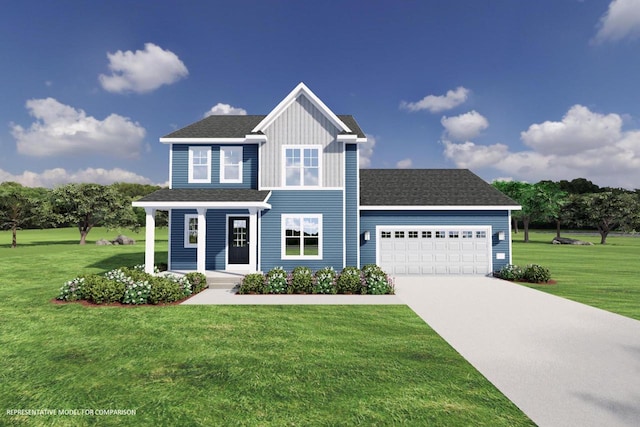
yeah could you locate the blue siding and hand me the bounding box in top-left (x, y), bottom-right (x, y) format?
top-left (345, 144), bottom-right (358, 267)
top-left (260, 190), bottom-right (344, 271)
top-left (359, 210), bottom-right (512, 272)
top-left (171, 144), bottom-right (258, 189)
top-left (170, 208), bottom-right (250, 270)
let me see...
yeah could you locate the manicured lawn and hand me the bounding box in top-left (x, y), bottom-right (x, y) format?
top-left (0, 228), bottom-right (532, 426)
top-left (512, 231), bottom-right (640, 321)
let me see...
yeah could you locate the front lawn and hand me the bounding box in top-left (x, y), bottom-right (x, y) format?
top-left (0, 228), bottom-right (532, 426)
top-left (512, 231), bottom-right (640, 320)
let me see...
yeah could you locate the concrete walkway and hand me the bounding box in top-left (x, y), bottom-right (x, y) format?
top-left (394, 276), bottom-right (640, 427)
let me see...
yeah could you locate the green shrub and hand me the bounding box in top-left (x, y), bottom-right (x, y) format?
top-left (361, 264), bottom-right (393, 295)
top-left (239, 273), bottom-right (265, 294)
top-left (336, 266), bottom-right (363, 294)
top-left (497, 264), bottom-right (524, 281)
top-left (120, 267), bottom-right (153, 283)
top-left (122, 280), bottom-right (152, 304)
top-left (523, 264), bottom-right (551, 283)
top-left (291, 266), bottom-right (313, 294)
top-left (313, 267), bottom-right (337, 294)
top-left (265, 267), bottom-right (288, 294)
top-left (57, 276), bottom-right (86, 301)
top-left (185, 272), bottom-right (207, 293)
top-left (148, 276), bottom-right (185, 304)
top-left (83, 274), bottom-right (125, 304)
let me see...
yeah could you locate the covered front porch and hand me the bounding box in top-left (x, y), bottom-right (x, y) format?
top-left (133, 188), bottom-right (271, 274)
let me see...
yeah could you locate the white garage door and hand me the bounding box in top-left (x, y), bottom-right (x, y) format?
top-left (377, 226), bottom-right (492, 275)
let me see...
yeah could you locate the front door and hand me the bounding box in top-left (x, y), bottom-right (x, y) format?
top-left (228, 216), bottom-right (249, 265)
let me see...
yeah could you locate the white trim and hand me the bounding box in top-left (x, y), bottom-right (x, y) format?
top-left (167, 209), bottom-right (172, 270)
top-left (226, 214), bottom-right (253, 270)
top-left (252, 82), bottom-right (351, 134)
top-left (508, 210), bottom-right (513, 264)
top-left (184, 214), bottom-right (198, 248)
top-left (281, 214), bottom-right (323, 260)
top-left (160, 137), bottom-right (264, 144)
top-left (257, 210), bottom-right (262, 272)
top-left (169, 144), bottom-right (173, 189)
top-left (188, 146), bottom-right (211, 183)
top-left (144, 208), bottom-right (156, 274)
top-left (133, 201), bottom-right (271, 209)
top-left (220, 146), bottom-right (243, 183)
top-left (282, 145), bottom-right (322, 188)
top-left (196, 208), bottom-right (206, 273)
top-left (342, 141), bottom-right (346, 269)
top-left (374, 225), bottom-right (493, 274)
top-left (259, 186), bottom-right (343, 191)
top-left (360, 205), bottom-right (522, 211)
top-left (356, 144), bottom-right (361, 268)
top-left (257, 138), bottom-right (263, 190)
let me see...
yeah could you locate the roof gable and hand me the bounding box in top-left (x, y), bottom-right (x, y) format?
top-left (360, 169), bottom-right (519, 207)
top-left (251, 82), bottom-right (352, 134)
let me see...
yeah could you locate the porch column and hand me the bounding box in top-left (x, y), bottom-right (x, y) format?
top-left (197, 208), bottom-right (207, 273)
top-left (144, 208), bottom-right (156, 274)
top-left (248, 208), bottom-right (258, 271)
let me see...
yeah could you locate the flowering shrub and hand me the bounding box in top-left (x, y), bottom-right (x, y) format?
top-left (122, 281), bottom-right (152, 304)
top-left (336, 266), bottom-right (363, 294)
top-left (523, 264), bottom-right (551, 283)
top-left (132, 264), bottom-right (160, 274)
top-left (57, 277), bottom-right (86, 301)
top-left (148, 276), bottom-right (186, 304)
top-left (496, 264), bottom-right (524, 281)
top-left (239, 273), bottom-right (265, 294)
top-left (291, 266), bottom-right (313, 294)
top-left (313, 267), bottom-right (336, 294)
top-left (362, 264), bottom-right (394, 295)
top-left (185, 272), bottom-right (207, 293)
top-left (265, 267), bottom-right (288, 294)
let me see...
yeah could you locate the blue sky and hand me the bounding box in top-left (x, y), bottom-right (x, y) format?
top-left (2, 0), bottom-right (640, 189)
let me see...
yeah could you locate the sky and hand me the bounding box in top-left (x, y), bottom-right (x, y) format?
top-left (2, 0), bottom-right (640, 189)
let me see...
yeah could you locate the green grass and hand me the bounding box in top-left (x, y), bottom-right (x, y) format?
top-left (0, 228), bottom-right (532, 426)
top-left (512, 231), bottom-right (640, 320)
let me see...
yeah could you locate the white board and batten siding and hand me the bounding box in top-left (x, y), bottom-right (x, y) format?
top-left (260, 95), bottom-right (343, 188)
top-left (376, 226), bottom-right (493, 276)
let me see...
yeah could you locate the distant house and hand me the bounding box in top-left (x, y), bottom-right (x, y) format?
top-left (134, 83), bottom-right (519, 275)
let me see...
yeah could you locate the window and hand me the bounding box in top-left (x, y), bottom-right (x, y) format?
top-left (449, 231), bottom-right (459, 239)
top-left (395, 231), bottom-right (405, 238)
top-left (435, 231), bottom-right (446, 238)
top-left (381, 231), bottom-right (391, 239)
top-left (284, 146), bottom-right (320, 186)
top-left (422, 231), bottom-right (432, 238)
top-left (189, 146), bottom-right (211, 183)
top-left (408, 231), bottom-right (419, 238)
top-left (184, 214), bottom-right (198, 248)
top-left (476, 231), bottom-right (487, 239)
top-left (220, 146), bottom-right (243, 183)
top-left (462, 231), bottom-right (473, 239)
top-left (282, 215), bottom-right (322, 259)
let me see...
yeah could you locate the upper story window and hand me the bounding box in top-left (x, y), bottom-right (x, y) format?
top-left (188, 146), bottom-right (211, 183)
top-left (220, 146), bottom-right (243, 183)
top-left (283, 146), bottom-right (320, 187)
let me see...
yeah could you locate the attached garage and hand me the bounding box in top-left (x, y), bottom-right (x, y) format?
top-left (359, 169), bottom-right (520, 276)
top-left (377, 226), bottom-right (492, 275)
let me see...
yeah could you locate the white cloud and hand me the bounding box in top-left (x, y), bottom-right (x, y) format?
top-left (11, 98), bottom-right (146, 158)
top-left (0, 167), bottom-right (155, 188)
top-left (443, 105), bottom-right (640, 188)
top-left (99, 43), bottom-right (188, 94)
top-left (396, 158), bottom-right (413, 169)
top-left (359, 134), bottom-right (377, 168)
top-left (441, 110), bottom-right (489, 141)
top-left (401, 87), bottom-right (469, 113)
top-left (204, 103), bottom-right (247, 117)
top-left (593, 0), bottom-right (640, 43)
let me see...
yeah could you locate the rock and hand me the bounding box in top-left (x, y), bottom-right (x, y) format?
top-left (96, 239), bottom-right (112, 246)
top-left (111, 234), bottom-right (136, 245)
top-left (551, 237), bottom-right (593, 245)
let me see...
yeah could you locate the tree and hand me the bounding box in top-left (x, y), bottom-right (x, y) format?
top-left (533, 181), bottom-right (568, 238)
top-left (565, 192), bottom-right (640, 244)
top-left (0, 182), bottom-right (48, 247)
top-left (50, 183), bottom-right (138, 244)
top-left (558, 178), bottom-right (600, 194)
top-left (492, 180), bottom-right (529, 235)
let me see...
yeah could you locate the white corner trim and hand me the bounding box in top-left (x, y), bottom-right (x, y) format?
top-left (359, 205), bottom-right (522, 211)
top-left (168, 144), bottom-right (173, 189)
top-left (251, 82), bottom-right (351, 134)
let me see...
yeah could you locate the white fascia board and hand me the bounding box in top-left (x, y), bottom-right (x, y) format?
top-left (336, 134), bottom-right (357, 142)
top-left (359, 205), bottom-right (522, 211)
top-left (251, 82), bottom-right (351, 134)
top-left (133, 201), bottom-right (272, 210)
top-left (263, 191), bottom-right (273, 203)
top-left (159, 138), bottom-right (261, 144)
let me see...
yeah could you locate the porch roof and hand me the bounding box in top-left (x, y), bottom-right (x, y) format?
top-left (132, 188), bottom-right (272, 209)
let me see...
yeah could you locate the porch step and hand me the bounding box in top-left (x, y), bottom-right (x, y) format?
top-left (206, 273), bottom-right (246, 290)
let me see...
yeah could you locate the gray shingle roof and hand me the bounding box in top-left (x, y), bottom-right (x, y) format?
top-left (163, 115), bottom-right (365, 139)
top-left (136, 188), bottom-right (271, 203)
top-left (360, 169), bottom-right (518, 206)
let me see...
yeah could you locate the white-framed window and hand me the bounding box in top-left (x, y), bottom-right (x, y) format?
top-left (281, 214), bottom-right (322, 259)
top-left (188, 146), bottom-right (211, 183)
top-left (283, 146), bottom-right (320, 187)
top-left (476, 231), bottom-right (487, 239)
top-left (220, 146), bottom-right (243, 183)
top-left (462, 231), bottom-right (473, 239)
top-left (184, 214), bottom-right (198, 248)
top-left (395, 231), bottom-right (405, 238)
top-left (408, 231), bottom-right (419, 238)
top-left (381, 231), bottom-right (392, 239)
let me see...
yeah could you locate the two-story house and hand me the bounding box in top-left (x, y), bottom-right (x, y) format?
top-left (134, 83), bottom-right (519, 276)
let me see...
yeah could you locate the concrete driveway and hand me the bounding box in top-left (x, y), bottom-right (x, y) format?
top-left (394, 276), bottom-right (640, 427)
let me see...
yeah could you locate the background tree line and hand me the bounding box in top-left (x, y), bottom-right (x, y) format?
top-left (493, 178), bottom-right (640, 244)
top-left (0, 182), bottom-right (167, 247)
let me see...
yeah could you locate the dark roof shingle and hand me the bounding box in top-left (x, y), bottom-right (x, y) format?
top-left (360, 169), bottom-right (518, 206)
top-left (136, 188), bottom-right (271, 203)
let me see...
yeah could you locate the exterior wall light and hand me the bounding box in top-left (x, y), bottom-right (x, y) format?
top-left (498, 231), bottom-right (505, 241)
top-left (364, 231), bottom-right (371, 241)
